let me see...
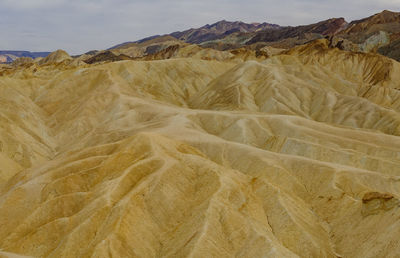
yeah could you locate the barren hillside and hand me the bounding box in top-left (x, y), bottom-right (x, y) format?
top-left (0, 38), bottom-right (399, 257)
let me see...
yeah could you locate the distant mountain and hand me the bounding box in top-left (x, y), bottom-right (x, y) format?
top-left (246, 18), bottom-right (348, 46)
top-left (0, 51), bottom-right (50, 63)
top-left (0, 54), bottom-right (15, 63)
top-left (335, 10), bottom-right (400, 60)
top-left (110, 18), bottom-right (348, 53)
top-left (341, 10), bottom-right (400, 37)
top-left (110, 20), bottom-right (280, 49)
top-left (109, 35), bottom-right (162, 50)
top-left (170, 20), bottom-right (281, 44)
top-left (109, 10), bottom-right (400, 61)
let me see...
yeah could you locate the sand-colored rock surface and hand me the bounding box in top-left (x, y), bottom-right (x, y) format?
top-left (0, 251), bottom-right (32, 258)
top-left (0, 39), bottom-right (400, 257)
top-left (38, 50), bottom-right (72, 66)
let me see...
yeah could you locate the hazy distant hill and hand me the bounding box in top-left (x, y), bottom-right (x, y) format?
top-left (0, 50), bottom-right (50, 63)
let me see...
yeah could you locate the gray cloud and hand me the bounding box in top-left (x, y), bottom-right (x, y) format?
top-left (0, 0), bottom-right (399, 54)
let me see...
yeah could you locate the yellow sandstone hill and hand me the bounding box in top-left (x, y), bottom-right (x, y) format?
top-left (0, 39), bottom-right (399, 257)
top-left (38, 50), bottom-right (72, 66)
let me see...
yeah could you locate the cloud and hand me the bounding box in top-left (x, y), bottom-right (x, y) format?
top-left (0, 0), bottom-right (399, 54)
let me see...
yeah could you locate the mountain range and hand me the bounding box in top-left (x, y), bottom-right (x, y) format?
top-left (109, 10), bottom-right (400, 61)
top-left (3, 10), bottom-right (399, 63)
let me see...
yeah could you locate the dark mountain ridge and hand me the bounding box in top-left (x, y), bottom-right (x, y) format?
top-left (110, 20), bottom-right (281, 49)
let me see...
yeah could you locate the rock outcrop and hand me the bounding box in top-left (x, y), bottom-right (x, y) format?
top-left (362, 192), bottom-right (399, 216)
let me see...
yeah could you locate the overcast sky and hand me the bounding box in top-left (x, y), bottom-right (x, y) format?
top-left (0, 0), bottom-right (399, 54)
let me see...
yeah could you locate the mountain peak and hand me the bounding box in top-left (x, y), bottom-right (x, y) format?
top-left (380, 9), bottom-right (397, 15)
top-left (344, 10), bottom-right (400, 34)
top-left (373, 9), bottom-right (400, 22)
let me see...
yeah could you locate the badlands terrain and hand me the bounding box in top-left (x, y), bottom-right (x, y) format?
top-left (1, 10), bottom-right (400, 258)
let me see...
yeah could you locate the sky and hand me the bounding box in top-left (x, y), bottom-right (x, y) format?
top-left (0, 0), bottom-right (399, 55)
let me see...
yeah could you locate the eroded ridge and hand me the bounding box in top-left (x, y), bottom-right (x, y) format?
top-left (0, 40), bottom-right (400, 257)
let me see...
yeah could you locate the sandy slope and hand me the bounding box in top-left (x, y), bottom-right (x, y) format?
top-left (0, 40), bottom-right (400, 257)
